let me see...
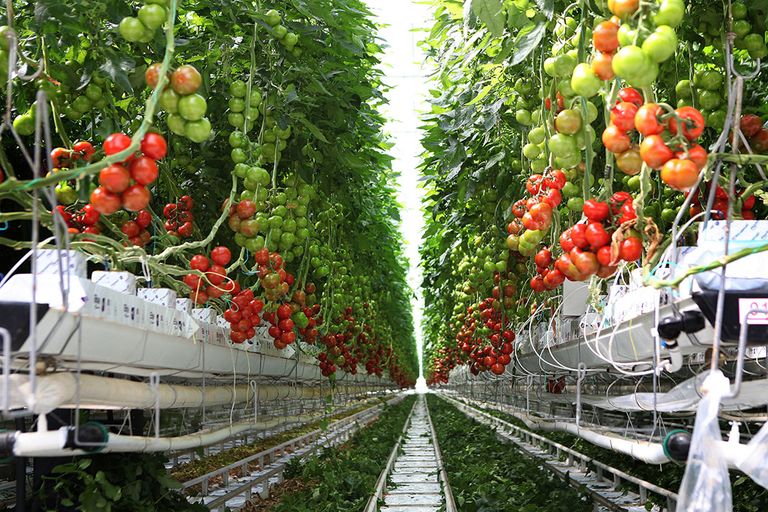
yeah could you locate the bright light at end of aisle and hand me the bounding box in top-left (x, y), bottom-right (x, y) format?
top-left (366, 0), bottom-right (431, 382)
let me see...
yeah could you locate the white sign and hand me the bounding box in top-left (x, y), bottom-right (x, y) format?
top-left (738, 298), bottom-right (768, 325)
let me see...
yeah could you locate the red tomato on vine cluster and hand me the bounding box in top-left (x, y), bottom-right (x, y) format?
top-left (163, 195), bottom-right (195, 238)
top-left (120, 210), bottom-right (153, 247)
top-left (90, 132), bottom-right (166, 215)
top-left (183, 246), bottom-right (237, 305)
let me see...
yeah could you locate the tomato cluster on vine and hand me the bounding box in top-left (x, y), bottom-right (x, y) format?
top-left (120, 210), bottom-right (153, 247)
top-left (162, 195), bottom-right (194, 238)
top-left (183, 246), bottom-right (237, 305)
top-left (90, 132), bottom-right (166, 215)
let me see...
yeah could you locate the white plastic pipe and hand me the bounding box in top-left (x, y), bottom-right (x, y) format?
top-left (8, 373), bottom-right (377, 414)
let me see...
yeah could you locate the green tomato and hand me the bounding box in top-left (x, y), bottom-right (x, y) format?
top-left (555, 109), bottom-right (582, 135)
top-left (13, 114), bottom-right (34, 135)
top-left (138, 4), bottom-right (166, 31)
top-left (231, 148), bottom-right (247, 164)
top-left (230, 80), bottom-right (247, 98)
top-left (562, 181), bottom-right (579, 198)
top-left (732, 2), bottom-right (747, 20)
top-left (523, 143), bottom-right (541, 160)
top-left (159, 88), bottom-right (180, 113)
top-left (552, 53), bottom-right (577, 78)
top-left (247, 166), bottom-right (271, 187)
top-left (167, 113), bottom-right (186, 135)
top-left (744, 34), bottom-right (768, 59)
top-left (228, 112), bottom-right (245, 128)
top-left (178, 93), bottom-right (207, 121)
top-left (642, 26), bottom-right (678, 63)
top-left (515, 109), bottom-right (532, 126)
top-left (697, 90), bottom-right (721, 110)
top-left (118, 17), bottom-right (145, 42)
top-left (627, 175), bottom-right (641, 191)
top-left (543, 57), bottom-right (557, 77)
top-left (71, 95), bottom-right (92, 113)
top-left (265, 9), bottom-right (281, 27)
top-left (653, 0), bottom-right (685, 28)
top-left (612, 45), bottom-right (648, 81)
top-left (675, 79), bottom-right (693, 99)
top-left (706, 109), bottom-right (727, 130)
top-left (273, 25), bottom-right (288, 39)
top-left (548, 133), bottom-right (578, 159)
top-left (530, 159), bottom-right (547, 172)
top-left (528, 126), bottom-right (546, 145)
top-left (0, 26), bottom-right (12, 51)
top-left (733, 20), bottom-right (751, 38)
top-left (55, 183), bottom-right (77, 205)
top-left (228, 97), bottom-right (245, 113)
top-left (558, 78), bottom-right (575, 98)
top-left (567, 197), bottom-right (584, 212)
top-left (85, 83), bottom-right (102, 101)
top-left (617, 24), bottom-right (638, 47)
top-left (570, 63), bottom-right (601, 98)
top-left (234, 163), bottom-right (249, 178)
top-left (229, 131), bottom-right (247, 148)
top-left (695, 70), bottom-right (723, 91)
top-left (185, 117), bottom-right (211, 143)
top-left (584, 101), bottom-right (598, 123)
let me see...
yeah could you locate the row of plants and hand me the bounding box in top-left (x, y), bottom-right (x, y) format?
top-left (170, 399), bottom-right (381, 484)
top-left (480, 401), bottom-right (768, 512)
top-left (427, 394), bottom-right (593, 511)
top-left (1, 0), bottom-right (417, 385)
top-left (248, 394), bottom-right (417, 512)
top-left (419, 0), bottom-right (768, 382)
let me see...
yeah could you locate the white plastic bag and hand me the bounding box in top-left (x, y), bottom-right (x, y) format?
top-left (737, 420), bottom-right (768, 489)
top-left (676, 370), bottom-right (732, 512)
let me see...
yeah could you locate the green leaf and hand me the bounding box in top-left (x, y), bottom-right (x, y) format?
top-left (466, 83), bottom-right (494, 106)
top-left (510, 22), bottom-right (547, 66)
top-left (470, 0), bottom-right (505, 37)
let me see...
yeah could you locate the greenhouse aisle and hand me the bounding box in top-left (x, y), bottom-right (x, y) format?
top-left (378, 396), bottom-right (451, 512)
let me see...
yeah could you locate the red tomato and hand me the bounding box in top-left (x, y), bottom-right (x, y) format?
top-left (618, 87), bottom-right (643, 106)
top-left (585, 223), bottom-right (612, 249)
top-left (534, 249), bottom-right (552, 268)
top-left (90, 187), bottom-right (121, 215)
top-left (542, 187), bottom-right (562, 207)
top-left (661, 158), bottom-right (699, 191)
top-left (593, 21), bottom-right (620, 53)
top-left (634, 103), bottom-right (665, 136)
top-left (597, 245), bottom-right (613, 266)
top-left (512, 199), bottom-right (527, 218)
top-left (122, 184), bottom-right (151, 211)
top-left (640, 135), bottom-right (674, 169)
top-left (751, 128), bottom-right (768, 153)
top-left (99, 164), bottom-right (131, 194)
top-left (80, 204), bottom-right (101, 226)
top-left (571, 223), bottom-right (590, 249)
top-left (129, 156), bottom-right (159, 185)
top-left (740, 114), bottom-right (763, 138)
top-left (583, 199), bottom-right (610, 221)
top-left (570, 247), bottom-right (599, 276)
top-left (619, 236), bottom-right (643, 261)
top-left (211, 246), bottom-right (232, 266)
top-left (136, 209), bottom-right (152, 229)
top-left (141, 132), bottom-right (167, 160)
top-left (677, 143), bottom-right (708, 171)
top-left (602, 124), bottom-right (631, 153)
top-left (73, 140), bottom-right (95, 161)
top-left (619, 202), bottom-right (637, 224)
top-left (591, 52), bottom-right (615, 81)
top-left (668, 107), bottom-right (706, 141)
top-left (120, 221), bottom-right (139, 238)
top-left (179, 195), bottom-right (194, 211)
top-left (190, 254), bottom-right (210, 272)
top-left (103, 133), bottom-right (133, 158)
top-left (206, 264), bottom-right (227, 286)
top-left (543, 269), bottom-right (565, 289)
top-left (611, 102), bottom-right (639, 132)
top-left (543, 169), bottom-right (567, 190)
top-left (530, 275), bottom-right (546, 293)
top-left (254, 248), bottom-right (270, 265)
top-left (526, 174), bottom-right (543, 194)
top-left (560, 229), bottom-right (575, 252)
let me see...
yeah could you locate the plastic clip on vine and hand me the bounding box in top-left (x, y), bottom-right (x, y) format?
top-left (676, 370), bottom-right (732, 512)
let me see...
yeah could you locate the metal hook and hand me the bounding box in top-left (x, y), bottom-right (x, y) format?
top-left (576, 362), bottom-right (587, 428)
top-left (149, 372), bottom-right (160, 438)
